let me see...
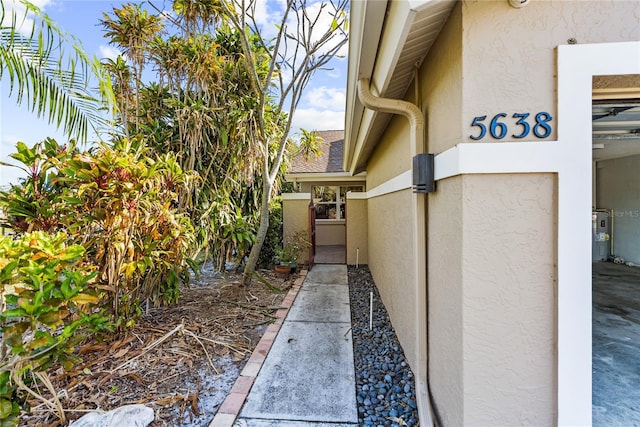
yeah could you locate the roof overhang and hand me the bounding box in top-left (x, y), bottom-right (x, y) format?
top-left (344, 0), bottom-right (456, 174)
top-left (285, 171), bottom-right (366, 183)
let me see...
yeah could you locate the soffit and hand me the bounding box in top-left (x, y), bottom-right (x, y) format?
top-left (345, 0), bottom-right (456, 174)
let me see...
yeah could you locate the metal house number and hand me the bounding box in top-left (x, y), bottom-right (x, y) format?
top-left (469, 112), bottom-right (553, 140)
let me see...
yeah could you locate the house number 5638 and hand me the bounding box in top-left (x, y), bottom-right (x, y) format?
top-left (469, 112), bottom-right (553, 140)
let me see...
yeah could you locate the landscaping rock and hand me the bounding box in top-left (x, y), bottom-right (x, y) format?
top-left (348, 266), bottom-right (419, 427)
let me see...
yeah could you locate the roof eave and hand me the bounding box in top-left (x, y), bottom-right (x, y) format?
top-left (344, 1), bottom-right (456, 174)
top-left (343, 0), bottom-right (388, 173)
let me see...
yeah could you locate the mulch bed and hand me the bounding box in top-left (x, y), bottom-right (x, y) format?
top-left (19, 268), bottom-right (296, 427)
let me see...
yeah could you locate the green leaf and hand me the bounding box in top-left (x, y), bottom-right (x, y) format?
top-left (0, 260), bottom-right (18, 283)
top-left (71, 293), bottom-right (99, 304)
top-left (59, 244), bottom-right (85, 261)
top-left (0, 308), bottom-right (27, 319)
top-left (0, 399), bottom-right (14, 419)
top-left (0, 373), bottom-right (15, 399)
top-left (220, 127), bottom-right (228, 147)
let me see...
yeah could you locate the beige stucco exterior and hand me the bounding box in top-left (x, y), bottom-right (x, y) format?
top-left (461, 173), bottom-right (557, 424)
top-left (462, 0), bottom-right (640, 143)
top-left (344, 0), bottom-right (640, 425)
top-left (367, 188), bottom-right (418, 362)
top-left (282, 194), bottom-right (310, 264)
top-left (315, 221), bottom-right (346, 245)
top-left (365, 114), bottom-right (413, 188)
top-left (345, 196), bottom-right (368, 265)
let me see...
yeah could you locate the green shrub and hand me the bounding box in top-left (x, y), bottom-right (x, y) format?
top-left (0, 232), bottom-right (109, 425)
top-left (0, 137), bottom-right (197, 327)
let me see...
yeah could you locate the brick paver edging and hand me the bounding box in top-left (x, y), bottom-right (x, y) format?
top-left (208, 270), bottom-right (307, 427)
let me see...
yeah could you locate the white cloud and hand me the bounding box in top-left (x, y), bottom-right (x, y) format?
top-left (306, 86), bottom-right (345, 111)
top-left (28, 0), bottom-right (53, 10)
top-left (291, 108), bottom-right (344, 135)
top-left (1, 134), bottom-right (19, 148)
top-left (1, 0), bottom-right (55, 34)
top-left (301, 1), bottom-right (348, 57)
top-left (251, 0), bottom-right (348, 62)
top-left (252, 0), bottom-right (270, 27)
top-left (99, 44), bottom-right (120, 61)
top-left (247, 0), bottom-right (288, 40)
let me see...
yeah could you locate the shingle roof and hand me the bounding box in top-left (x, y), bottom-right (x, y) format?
top-left (288, 130), bottom-right (345, 174)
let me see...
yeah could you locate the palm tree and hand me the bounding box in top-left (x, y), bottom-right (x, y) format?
top-left (100, 3), bottom-right (164, 134)
top-left (102, 55), bottom-right (134, 138)
top-left (298, 129), bottom-right (324, 161)
top-left (0, 0), bottom-right (115, 142)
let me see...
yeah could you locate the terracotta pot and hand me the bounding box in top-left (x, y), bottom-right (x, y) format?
top-left (275, 264), bottom-right (290, 278)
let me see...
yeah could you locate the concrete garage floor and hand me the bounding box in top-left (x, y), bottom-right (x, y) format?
top-left (593, 262), bottom-right (640, 425)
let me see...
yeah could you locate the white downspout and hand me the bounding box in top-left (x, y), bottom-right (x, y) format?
top-left (357, 78), bottom-right (432, 426)
top-left (357, 79), bottom-right (424, 143)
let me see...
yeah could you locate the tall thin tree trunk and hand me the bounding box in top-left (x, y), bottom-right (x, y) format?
top-left (242, 177), bottom-right (272, 285)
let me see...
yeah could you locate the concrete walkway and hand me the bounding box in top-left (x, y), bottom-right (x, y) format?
top-left (593, 262), bottom-right (640, 425)
top-left (234, 264), bottom-right (358, 426)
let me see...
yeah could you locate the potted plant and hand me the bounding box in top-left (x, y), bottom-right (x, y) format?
top-left (275, 230), bottom-right (311, 273)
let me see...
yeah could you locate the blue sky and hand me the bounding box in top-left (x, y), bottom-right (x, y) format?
top-left (0, 0), bottom-right (347, 186)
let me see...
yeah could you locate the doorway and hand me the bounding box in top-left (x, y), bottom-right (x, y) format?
top-left (310, 185), bottom-right (362, 264)
top-left (592, 77), bottom-right (640, 424)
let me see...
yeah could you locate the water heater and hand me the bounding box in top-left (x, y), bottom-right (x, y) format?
top-left (592, 210), bottom-right (611, 262)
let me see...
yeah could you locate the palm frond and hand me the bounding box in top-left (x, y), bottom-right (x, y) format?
top-left (0, 0), bottom-right (115, 142)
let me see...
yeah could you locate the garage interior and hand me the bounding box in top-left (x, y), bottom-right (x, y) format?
top-left (592, 75), bottom-right (640, 425)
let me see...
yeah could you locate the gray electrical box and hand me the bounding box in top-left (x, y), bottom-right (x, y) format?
top-left (412, 153), bottom-right (435, 193)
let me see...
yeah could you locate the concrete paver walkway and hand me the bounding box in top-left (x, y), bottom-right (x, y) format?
top-left (235, 264), bottom-right (357, 426)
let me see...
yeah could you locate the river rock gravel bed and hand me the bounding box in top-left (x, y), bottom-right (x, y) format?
top-left (348, 266), bottom-right (419, 427)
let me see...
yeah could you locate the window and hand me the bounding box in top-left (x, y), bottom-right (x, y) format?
top-left (312, 185), bottom-right (364, 220)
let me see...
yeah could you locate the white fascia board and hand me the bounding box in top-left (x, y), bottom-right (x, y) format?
top-left (348, 1), bottom-right (420, 175)
top-left (348, 107), bottom-right (378, 176)
top-left (281, 193), bottom-right (311, 201)
top-left (345, 0), bottom-right (388, 173)
top-left (344, 0), bottom-right (367, 171)
top-left (284, 172), bottom-right (366, 183)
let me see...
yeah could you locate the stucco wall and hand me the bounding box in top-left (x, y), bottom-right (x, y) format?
top-left (359, 1), bottom-right (638, 424)
top-left (358, 2), bottom-right (464, 389)
top-left (597, 155), bottom-right (640, 265)
top-left (367, 189), bottom-right (419, 369)
top-left (315, 222), bottom-right (346, 246)
top-left (282, 194), bottom-right (310, 263)
top-left (364, 75), bottom-right (419, 367)
top-left (421, 0), bottom-right (463, 153)
top-left (428, 176), bottom-right (464, 426)
top-left (422, 4), bottom-right (465, 424)
top-left (461, 0), bottom-right (640, 143)
top-left (427, 174), bottom-right (557, 425)
top-left (346, 197), bottom-right (368, 265)
top-left (462, 173), bottom-right (557, 424)
top-left (366, 114), bottom-right (413, 189)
